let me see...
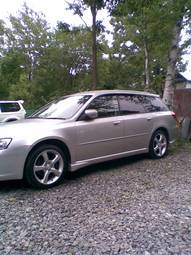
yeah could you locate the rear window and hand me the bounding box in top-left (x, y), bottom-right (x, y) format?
top-left (118, 94), bottom-right (168, 115)
top-left (0, 103), bottom-right (20, 113)
top-left (142, 96), bottom-right (169, 112)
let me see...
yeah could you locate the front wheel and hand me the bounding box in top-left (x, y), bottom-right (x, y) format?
top-left (149, 130), bottom-right (168, 159)
top-left (24, 144), bottom-right (68, 189)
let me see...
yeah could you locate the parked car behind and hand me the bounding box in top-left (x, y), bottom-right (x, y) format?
top-left (0, 90), bottom-right (177, 189)
top-left (0, 100), bottom-right (26, 122)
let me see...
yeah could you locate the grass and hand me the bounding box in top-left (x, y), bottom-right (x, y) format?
top-left (170, 138), bottom-right (191, 154)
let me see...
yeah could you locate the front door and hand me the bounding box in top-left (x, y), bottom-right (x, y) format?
top-left (76, 95), bottom-right (124, 161)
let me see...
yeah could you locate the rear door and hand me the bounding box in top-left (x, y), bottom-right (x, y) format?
top-left (76, 95), bottom-right (124, 161)
top-left (118, 94), bottom-right (153, 151)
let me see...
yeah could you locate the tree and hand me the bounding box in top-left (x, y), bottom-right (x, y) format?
top-left (111, 0), bottom-right (191, 102)
top-left (67, 0), bottom-right (106, 89)
top-left (0, 4), bottom-right (54, 106)
top-left (31, 25), bottom-right (93, 107)
top-left (0, 20), bottom-right (10, 98)
top-left (163, 1), bottom-right (191, 108)
top-left (101, 17), bottom-right (145, 90)
top-left (111, 0), bottom-right (172, 92)
top-left (7, 3), bottom-right (52, 82)
top-left (0, 20), bottom-right (6, 55)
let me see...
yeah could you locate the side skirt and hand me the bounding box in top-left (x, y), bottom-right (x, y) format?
top-left (70, 148), bottom-right (148, 172)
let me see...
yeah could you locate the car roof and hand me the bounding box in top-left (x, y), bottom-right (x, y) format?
top-left (72, 90), bottom-right (160, 97)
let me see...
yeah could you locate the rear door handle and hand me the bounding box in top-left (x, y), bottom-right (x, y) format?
top-left (147, 117), bottom-right (152, 121)
top-left (113, 121), bottom-right (121, 125)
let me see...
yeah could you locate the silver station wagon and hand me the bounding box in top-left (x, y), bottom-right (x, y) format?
top-left (0, 90), bottom-right (176, 188)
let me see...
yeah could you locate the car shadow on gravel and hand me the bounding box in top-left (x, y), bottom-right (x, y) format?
top-left (66, 154), bottom-right (148, 180)
top-left (0, 180), bottom-right (28, 192)
top-left (0, 154), bottom-right (148, 191)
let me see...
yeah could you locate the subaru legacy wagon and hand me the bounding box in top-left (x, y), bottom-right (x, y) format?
top-left (0, 90), bottom-right (176, 188)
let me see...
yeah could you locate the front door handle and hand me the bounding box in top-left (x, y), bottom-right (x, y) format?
top-left (147, 117), bottom-right (152, 121)
top-left (113, 121), bottom-right (121, 125)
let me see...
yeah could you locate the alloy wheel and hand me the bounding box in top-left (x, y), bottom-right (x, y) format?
top-left (153, 133), bottom-right (167, 157)
top-left (33, 149), bottom-right (64, 185)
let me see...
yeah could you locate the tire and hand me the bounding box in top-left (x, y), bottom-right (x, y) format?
top-left (149, 130), bottom-right (168, 159)
top-left (24, 144), bottom-right (68, 189)
top-left (6, 119), bottom-right (17, 122)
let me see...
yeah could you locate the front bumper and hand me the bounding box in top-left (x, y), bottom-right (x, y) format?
top-left (0, 145), bottom-right (28, 181)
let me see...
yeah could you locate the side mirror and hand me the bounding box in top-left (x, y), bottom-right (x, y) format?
top-left (84, 109), bottom-right (98, 120)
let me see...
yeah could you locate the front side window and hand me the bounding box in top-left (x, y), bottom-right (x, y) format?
top-left (30, 95), bottom-right (91, 119)
top-left (0, 103), bottom-right (20, 113)
top-left (118, 95), bottom-right (145, 115)
top-left (87, 95), bottom-right (119, 118)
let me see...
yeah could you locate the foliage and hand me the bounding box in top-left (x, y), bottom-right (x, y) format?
top-left (7, 3), bottom-right (52, 81)
top-left (110, 0), bottom-right (191, 95)
top-left (0, 1), bottom-right (190, 109)
top-left (9, 75), bottom-right (32, 104)
top-left (32, 26), bottom-right (93, 107)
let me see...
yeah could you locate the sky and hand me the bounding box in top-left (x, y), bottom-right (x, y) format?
top-left (0, 0), bottom-right (190, 80)
top-left (0, 0), bottom-right (110, 28)
top-left (0, 0), bottom-right (72, 26)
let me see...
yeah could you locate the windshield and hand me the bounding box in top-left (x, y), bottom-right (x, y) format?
top-left (30, 95), bottom-right (92, 119)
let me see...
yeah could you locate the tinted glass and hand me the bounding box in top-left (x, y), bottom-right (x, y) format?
top-left (0, 103), bottom-right (20, 112)
top-left (142, 96), bottom-right (169, 112)
top-left (87, 95), bottom-right (119, 118)
top-left (31, 95), bottom-right (91, 119)
top-left (118, 95), bottom-right (145, 115)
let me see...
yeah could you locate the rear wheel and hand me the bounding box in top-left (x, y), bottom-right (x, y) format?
top-left (24, 144), bottom-right (68, 189)
top-left (149, 130), bottom-right (168, 159)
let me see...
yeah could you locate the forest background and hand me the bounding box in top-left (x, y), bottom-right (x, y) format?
top-left (0, 0), bottom-right (191, 110)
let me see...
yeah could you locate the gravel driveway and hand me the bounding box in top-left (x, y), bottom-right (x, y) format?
top-left (0, 146), bottom-right (191, 255)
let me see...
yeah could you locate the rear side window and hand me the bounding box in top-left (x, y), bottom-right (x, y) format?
top-left (118, 94), bottom-right (145, 115)
top-left (0, 103), bottom-right (20, 112)
top-left (142, 96), bottom-right (169, 112)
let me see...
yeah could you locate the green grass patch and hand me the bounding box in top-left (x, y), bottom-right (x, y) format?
top-left (170, 138), bottom-right (191, 154)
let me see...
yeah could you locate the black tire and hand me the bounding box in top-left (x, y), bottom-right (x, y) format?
top-left (24, 144), bottom-right (68, 189)
top-left (149, 130), bottom-right (168, 159)
top-left (6, 119), bottom-right (17, 122)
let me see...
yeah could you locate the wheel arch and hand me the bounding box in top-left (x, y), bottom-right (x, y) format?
top-left (4, 117), bottom-right (19, 122)
top-left (23, 139), bottom-right (71, 177)
top-left (151, 127), bottom-right (169, 143)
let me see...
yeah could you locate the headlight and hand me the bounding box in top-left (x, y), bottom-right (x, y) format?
top-left (0, 138), bottom-right (12, 150)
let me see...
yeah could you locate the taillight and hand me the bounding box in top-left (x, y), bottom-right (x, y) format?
top-left (171, 111), bottom-right (176, 120)
top-left (171, 111), bottom-right (179, 125)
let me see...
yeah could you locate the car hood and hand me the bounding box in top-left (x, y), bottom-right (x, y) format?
top-left (0, 118), bottom-right (71, 137)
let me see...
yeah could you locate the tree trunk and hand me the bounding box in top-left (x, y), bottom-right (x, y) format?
top-left (143, 40), bottom-right (150, 91)
top-left (91, 1), bottom-right (98, 90)
top-left (163, 19), bottom-right (183, 109)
